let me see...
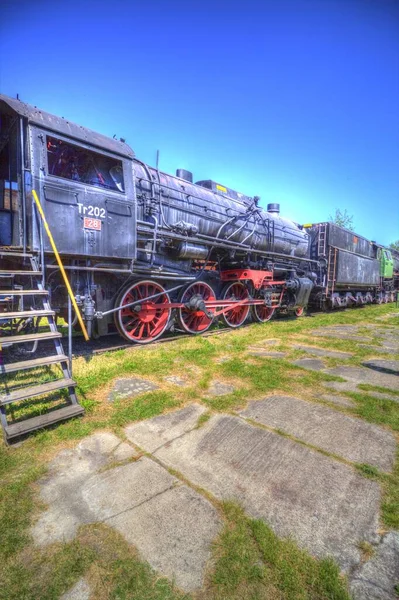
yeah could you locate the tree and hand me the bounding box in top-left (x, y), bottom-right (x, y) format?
top-left (329, 208), bottom-right (354, 231)
top-left (389, 240), bottom-right (399, 252)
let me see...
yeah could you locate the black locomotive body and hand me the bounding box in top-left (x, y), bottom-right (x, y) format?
top-left (1, 94), bottom-right (315, 343)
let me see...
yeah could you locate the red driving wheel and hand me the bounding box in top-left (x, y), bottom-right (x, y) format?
top-left (115, 280), bottom-right (171, 344)
top-left (178, 282), bottom-right (215, 334)
top-left (221, 282), bottom-right (250, 328)
top-left (252, 301), bottom-right (275, 323)
top-left (295, 306), bottom-right (305, 317)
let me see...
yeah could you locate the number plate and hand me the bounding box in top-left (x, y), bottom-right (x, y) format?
top-left (83, 217), bottom-right (102, 231)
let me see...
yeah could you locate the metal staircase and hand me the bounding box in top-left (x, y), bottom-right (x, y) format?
top-left (0, 252), bottom-right (83, 442)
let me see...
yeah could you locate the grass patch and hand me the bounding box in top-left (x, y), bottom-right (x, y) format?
top-left (203, 502), bottom-right (350, 600)
top-left (0, 524), bottom-right (187, 600)
top-left (110, 391), bottom-right (182, 427)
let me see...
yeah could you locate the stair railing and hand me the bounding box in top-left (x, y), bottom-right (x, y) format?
top-left (32, 190), bottom-right (89, 343)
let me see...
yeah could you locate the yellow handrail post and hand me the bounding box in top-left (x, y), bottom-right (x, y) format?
top-left (32, 190), bottom-right (90, 342)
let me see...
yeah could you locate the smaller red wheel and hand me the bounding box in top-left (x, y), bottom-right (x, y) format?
top-left (252, 303), bottom-right (275, 323)
top-left (115, 280), bottom-right (171, 344)
top-left (178, 282), bottom-right (215, 334)
top-left (221, 282), bottom-right (250, 328)
top-left (295, 306), bottom-right (305, 317)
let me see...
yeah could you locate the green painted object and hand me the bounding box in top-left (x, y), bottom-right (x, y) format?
top-left (378, 247), bottom-right (394, 278)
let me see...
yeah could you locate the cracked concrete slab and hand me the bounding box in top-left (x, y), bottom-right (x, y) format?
top-left (108, 484), bottom-right (221, 592)
top-left (32, 430), bottom-right (221, 592)
top-left (293, 345), bottom-right (353, 359)
top-left (81, 458), bottom-right (176, 521)
top-left (240, 396), bottom-right (396, 471)
top-left (325, 366), bottom-right (399, 390)
top-left (125, 404), bottom-right (206, 453)
top-left (108, 377), bottom-right (158, 402)
top-left (350, 532), bottom-right (399, 600)
top-left (292, 358), bottom-right (326, 371)
top-left (130, 412), bottom-right (381, 571)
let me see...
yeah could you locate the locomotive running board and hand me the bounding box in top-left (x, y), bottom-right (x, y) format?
top-left (0, 255), bottom-right (84, 443)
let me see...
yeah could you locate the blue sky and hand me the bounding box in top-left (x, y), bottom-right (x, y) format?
top-left (1, 0), bottom-right (398, 245)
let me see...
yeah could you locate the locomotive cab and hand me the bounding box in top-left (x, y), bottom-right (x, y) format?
top-left (0, 94), bottom-right (137, 260)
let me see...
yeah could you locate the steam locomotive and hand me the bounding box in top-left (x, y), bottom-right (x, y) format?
top-left (0, 94), bottom-right (396, 345)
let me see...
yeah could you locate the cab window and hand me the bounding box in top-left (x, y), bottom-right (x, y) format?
top-left (384, 250), bottom-right (392, 260)
top-left (47, 136), bottom-right (124, 192)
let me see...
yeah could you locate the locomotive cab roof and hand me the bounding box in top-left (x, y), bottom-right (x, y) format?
top-left (0, 94), bottom-right (135, 160)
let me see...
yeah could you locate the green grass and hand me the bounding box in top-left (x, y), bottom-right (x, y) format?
top-left (0, 303), bottom-right (398, 598)
top-left (0, 524), bottom-right (188, 600)
top-left (204, 503), bottom-right (350, 600)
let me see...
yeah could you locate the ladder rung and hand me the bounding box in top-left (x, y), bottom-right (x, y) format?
top-left (0, 290), bottom-right (49, 296)
top-left (0, 331), bottom-right (62, 345)
top-left (4, 404), bottom-right (84, 439)
top-left (0, 310), bottom-right (54, 319)
top-left (0, 251), bottom-right (33, 258)
top-left (0, 378), bottom-right (76, 405)
top-left (0, 271), bottom-right (42, 276)
top-left (0, 354), bottom-right (68, 374)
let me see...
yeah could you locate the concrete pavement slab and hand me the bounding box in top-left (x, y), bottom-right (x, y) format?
top-left (108, 484), bottom-right (221, 592)
top-left (319, 393), bottom-right (355, 407)
top-left (350, 532), bottom-right (399, 600)
top-left (240, 396), bottom-right (396, 471)
top-left (125, 404), bottom-right (206, 453)
top-left (293, 345), bottom-right (353, 359)
top-left (108, 377), bottom-right (158, 402)
top-left (143, 413), bottom-right (381, 571)
top-left (325, 366), bottom-right (399, 390)
top-left (292, 358), bottom-right (326, 371)
top-left (32, 432), bottom-right (221, 592)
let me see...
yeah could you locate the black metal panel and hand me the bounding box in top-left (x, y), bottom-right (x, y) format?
top-left (336, 249), bottom-right (380, 286)
top-left (0, 95), bottom-right (134, 159)
top-left (328, 223), bottom-right (375, 258)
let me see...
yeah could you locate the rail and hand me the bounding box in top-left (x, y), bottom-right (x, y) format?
top-left (32, 190), bottom-right (90, 342)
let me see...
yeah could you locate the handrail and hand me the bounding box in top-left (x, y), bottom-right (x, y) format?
top-left (32, 190), bottom-right (89, 341)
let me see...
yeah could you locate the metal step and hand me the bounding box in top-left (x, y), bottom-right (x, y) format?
top-left (0, 271), bottom-right (42, 276)
top-left (0, 331), bottom-right (62, 345)
top-left (1, 354), bottom-right (69, 374)
top-left (4, 404), bottom-right (84, 440)
top-left (0, 309), bottom-right (55, 319)
top-left (0, 290), bottom-right (49, 296)
top-left (0, 251), bottom-right (33, 258)
top-left (0, 378), bottom-right (76, 405)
